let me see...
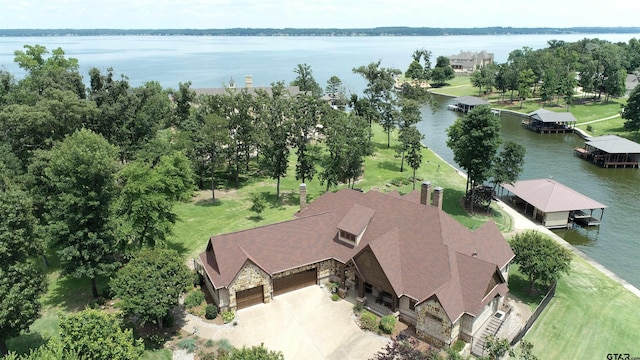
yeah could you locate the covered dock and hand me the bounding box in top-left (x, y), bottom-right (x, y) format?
top-left (500, 179), bottom-right (607, 229)
top-left (448, 96), bottom-right (489, 113)
top-left (574, 135), bottom-right (640, 168)
top-left (523, 108), bottom-right (576, 133)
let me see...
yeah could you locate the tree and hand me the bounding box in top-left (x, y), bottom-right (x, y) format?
top-left (482, 335), bottom-right (511, 360)
top-left (396, 99), bottom-right (422, 172)
top-left (110, 248), bottom-right (191, 329)
top-left (403, 127), bottom-right (424, 190)
top-left (370, 337), bottom-right (441, 360)
top-left (250, 193), bottom-right (266, 219)
top-left (291, 94), bottom-right (323, 184)
top-left (510, 230), bottom-right (572, 293)
top-left (405, 48), bottom-right (432, 83)
top-left (517, 69), bottom-right (535, 108)
top-left (45, 129), bottom-right (120, 298)
top-left (228, 344), bottom-right (284, 360)
top-left (114, 151), bottom-right (194, 249)
top-left (353, 61), bottom-right (401, 146)
top-left (431, 56), bottom-right (455, 86)
top-left (446, 105), bottom-right (501, 213)
top-left (58, 309), bottom-right (144, 360)
top-left (492, 141), bottom-right (526, 195)
top-left (173, 81), bottom-right (196, 128)
top-left (325, 75), bottom-right (346, 109)
top-left (512, 340), bottom-right (539, 360)
top-left (257, 82), bottom-right (291, 199)
top-left (622, 85), bottom-right (640, 140)
top-left (291, 63), bottom-right (322, 97)
top-left (0, 185), bottom-right (47, 356)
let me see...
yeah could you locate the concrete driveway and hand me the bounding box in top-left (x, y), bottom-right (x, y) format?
top-left (183, 286), bottom-right (389, 360)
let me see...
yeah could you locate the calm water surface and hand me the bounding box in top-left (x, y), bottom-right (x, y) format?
top-left (1, 34), bottom-right (639, 287)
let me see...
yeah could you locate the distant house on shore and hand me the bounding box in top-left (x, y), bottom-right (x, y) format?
top-left (448, 50), bottom-right (494, 72)
top-left (522, 108), bottom-right (576, 133)
top-left (193, 75), bottom-right (306, 97)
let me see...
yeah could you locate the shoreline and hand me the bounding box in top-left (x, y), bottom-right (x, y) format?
top-left (427, 147), bottom-right (640, 298)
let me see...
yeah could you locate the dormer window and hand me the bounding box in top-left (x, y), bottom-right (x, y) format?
top-left (339, 229), bottom-right (357, 243)
top-left (336, 204), bottom-right (375, 246)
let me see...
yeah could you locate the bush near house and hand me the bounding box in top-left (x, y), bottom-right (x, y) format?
top-left (359, 310), bottom-right (378, 332)
top-left (205, 304), bottom-right (218, 320)
top-left (184, 289), bottom-right (205, 309)
top-left (379, 315), bottom-right (397, 334)
top-left (221, 311), bottom-right (235, 324)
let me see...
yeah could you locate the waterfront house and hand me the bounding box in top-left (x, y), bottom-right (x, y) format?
top-left (500, 178), bottom-right (607, 228)
top-left (197, 183), bottom-right (514, 348)
top-left (448, 50), bottom-right (494, 72)
top-left (574, 135), bottom-right (640, 168)
top-left (523, 108), bottom-right (576, 133)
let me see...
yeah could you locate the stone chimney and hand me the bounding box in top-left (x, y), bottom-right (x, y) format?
top-left (420, 181), bottom-right (432, 206)
top-left (245, 74), bottom-right (253, 89)
top-left (433, 187), bottom-right (444, 210)
top-left (299, 183), bottom-right (307, 211)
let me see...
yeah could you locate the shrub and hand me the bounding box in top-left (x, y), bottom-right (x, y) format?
top-left (162, 313), bottom-right (175, 328)
top-left (205, 304), bottom-right (218, 319)
top-left (205, 339), bottom-right (215, 348)
top-left (331, 294), bottom-right (340, 301)
top-left (177, 338), bottom-right (197, 353)
top-left (586, 124), bottom-right (593, 132)
top-left (379, 315), bottom-right (396, 334)
top-left (222, 311), bottom-right (235, 324)
top-left (328, 282), bottom-right (339, 293)
top-left (359, 310), bottom-right (378, 332)
top-left (353, 301), bottom-right (364, 313)
top-left (146, 334), bottom-right (166, 349)
top-left (217, 339), bottom-right (234, 356)
top-left (452, 339), bottom-right (466, 352)
top-left (199, 352), bottom-right (217, 360)
top-left (184, 290), bottom-right (205, 309)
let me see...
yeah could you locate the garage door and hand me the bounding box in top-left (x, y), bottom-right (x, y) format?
top-left (236, 285), bottom-right (264, 309)
top-left (273, 268), bottom-right (317, 296)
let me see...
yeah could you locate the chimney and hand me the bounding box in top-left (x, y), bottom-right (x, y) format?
top-left (433, 187), bottom-right (444, 209)
top-left (245, 74), bottom-right (253, 89)
top-left (420, 181), bottom-right (432, 206)
top-left (299, 183), bottom-right (307, 211)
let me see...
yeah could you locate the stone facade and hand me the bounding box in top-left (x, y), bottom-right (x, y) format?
top-left (228, 261), bottom-right (271, 311)
top-left (415, 298), bottom-right (453, 348)
top-left (273, 259), bottom-right (339, 285)
top-left (398, 296), bottom-right (418, 325)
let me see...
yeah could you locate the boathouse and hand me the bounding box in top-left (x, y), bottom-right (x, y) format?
top-left (500, 179), bottom-right (607, 229)
top-left (574, 135), bottom-right (640, 168)
top-left (523, 109), bottom-right (576, 133)
top-left (448, 96), bottom-right (489, 113)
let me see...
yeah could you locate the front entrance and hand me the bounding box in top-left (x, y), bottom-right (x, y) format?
top-left (273, 268), bottom-right (317, 296)
top-left (236, 285), bottom-right (264, 309)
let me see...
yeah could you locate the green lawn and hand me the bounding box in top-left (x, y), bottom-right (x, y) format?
top-left (525, 255), bottom-right (640, 358)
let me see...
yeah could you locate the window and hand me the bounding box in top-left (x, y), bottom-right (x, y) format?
top-left (409, 299), bottom-right (417, 311)
top-left (364, 283), bottom-right (373, 294)
top-left (426, 313), bottom-right (443, 323)
top-left (339, 229), bottom-right (356, 243)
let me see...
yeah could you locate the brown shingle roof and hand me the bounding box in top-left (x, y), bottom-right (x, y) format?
top-left (501, 178), bottom-right (607, 213)
top-left (200, 188), bottom-right (513, 321)
top-left (337, 204), bottom-right (375, 235)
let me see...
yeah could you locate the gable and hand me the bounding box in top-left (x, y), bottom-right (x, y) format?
top-left (484, 270), bottom-right (504, 297)
top-left (353, 246), bottom-right (395, 296)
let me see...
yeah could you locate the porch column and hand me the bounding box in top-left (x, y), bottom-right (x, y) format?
top-left (358, 279), bottom-right (365, 298)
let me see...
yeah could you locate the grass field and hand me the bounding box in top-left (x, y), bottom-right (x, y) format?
top-left (525, 255), bottom-right (640, 358)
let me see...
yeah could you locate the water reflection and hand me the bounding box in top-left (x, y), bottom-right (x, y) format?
top-left (416, 94), bottom-right (640, 287)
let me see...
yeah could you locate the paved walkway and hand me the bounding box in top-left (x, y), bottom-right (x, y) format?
top-left (179, 286), bottom-right (389, 360)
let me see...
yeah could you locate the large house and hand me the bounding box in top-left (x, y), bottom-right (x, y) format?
top-left (448, 50), bottom-right (494, 72)
top-left (197, 183), bottom-right (514, 347)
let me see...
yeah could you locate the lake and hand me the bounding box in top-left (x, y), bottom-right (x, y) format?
top-left (1, 33), bottom-right (639, 288)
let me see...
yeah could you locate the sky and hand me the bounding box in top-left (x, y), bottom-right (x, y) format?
top-left (0, 0), bottom-right (637, 29)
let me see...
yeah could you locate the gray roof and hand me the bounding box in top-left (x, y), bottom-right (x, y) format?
top-left (528, 108), bottom-right (577, 123)
top-left (586, 135), bottom-right (640, 154)
top-left (501, 179), bottom-right (607, 213)
top-left (453, 96), bottom-right (489, 106)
